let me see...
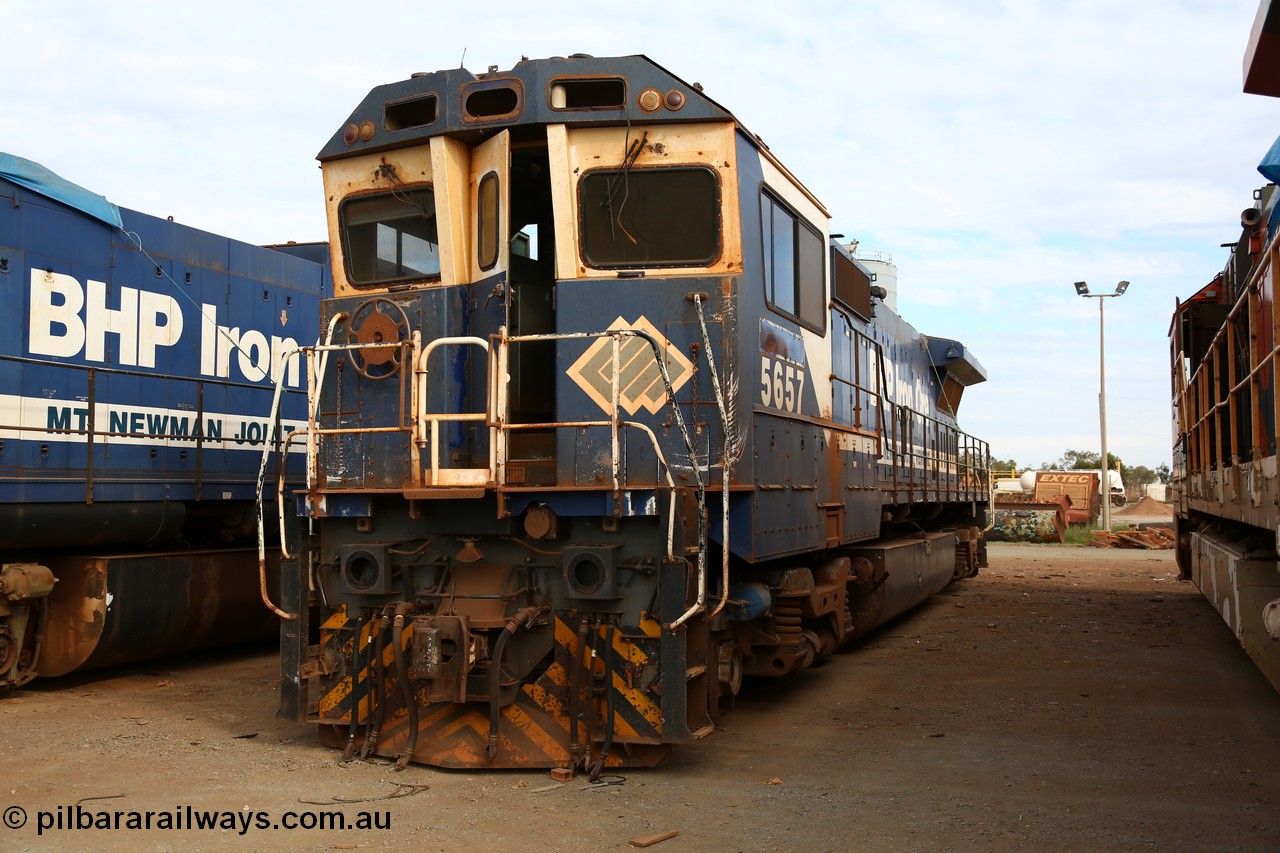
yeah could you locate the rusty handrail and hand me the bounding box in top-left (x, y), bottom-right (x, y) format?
top-left (414, 336), bottom-right (493, 487)
top-left (500, 324), bottom-right (709, 628)
top-left (1176, 225), bottom-right (1280, 477)
top-left (255, 312), bottom-right (345, 622)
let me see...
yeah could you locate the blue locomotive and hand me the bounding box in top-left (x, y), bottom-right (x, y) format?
top-left (0, 154), bottom-right (328, 690)
top-left (268, 55), bottom-right (989, 771)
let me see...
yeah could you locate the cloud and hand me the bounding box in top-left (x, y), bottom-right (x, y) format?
top-left (2, 0), bottom-right (1269, 469)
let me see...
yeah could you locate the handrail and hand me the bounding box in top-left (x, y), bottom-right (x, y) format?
top-left (255, 344), bottom-right (305, 622)
top-left (255, 311), bottom-right (345, 622)
top-left (501, 325), bottom-right (709, 629)
top-left (276, 429), bottom-right (311, 560)
top-left (415, 336), bottom-right (493, 487)
top-left (693, 294), bottom-right (731, 624)
top-left (1176, 223), bottom-right (1280, 478)
top-left (502, 326), bottom-right (707, 488)
top-left (882, 401), bottom-right (988, 498)
top-left (503, 420), bottom-right (679, 559)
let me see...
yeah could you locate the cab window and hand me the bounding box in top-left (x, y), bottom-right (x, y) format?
top-left (477, 172), bottom-right (499, 271)
top-left (340, 189), bottom-right (440, 285)
top-left (762, 190), bottom-right (825, 333)
top-left (579, 167), bottom-right (720, 268)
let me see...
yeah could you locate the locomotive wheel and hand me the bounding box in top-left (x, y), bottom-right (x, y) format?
top-left (347, 297), bottom-right (411, 381)
top-left (717, 641), bottom-right (743, 698)
top-left (0, 632), bottom-right (15, 693)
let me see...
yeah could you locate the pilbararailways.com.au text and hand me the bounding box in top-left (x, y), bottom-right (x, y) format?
top-left (25, 804), bottom-right (391, 836)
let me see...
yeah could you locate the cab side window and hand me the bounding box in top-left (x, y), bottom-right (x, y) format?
top-left (762, 190), bottom-right (825, 333)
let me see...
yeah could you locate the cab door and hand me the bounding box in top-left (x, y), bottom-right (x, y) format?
top-left (470, 130), bottom-right (556, 472)
top-left (469, 130), bottom-right (510, 284)
top-left (414, 131), bottom-right (511, 481)
top-left (465, 131), bottom-right (514, 474)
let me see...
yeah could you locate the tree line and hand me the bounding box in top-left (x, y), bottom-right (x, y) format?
top-left (990, 449), bottom-right (1171, 494)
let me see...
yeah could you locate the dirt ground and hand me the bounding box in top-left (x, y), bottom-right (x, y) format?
top-left (4, 541), bottom-right (1280, 852)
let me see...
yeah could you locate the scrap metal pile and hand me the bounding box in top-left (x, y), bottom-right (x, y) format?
top-left (988, 496), bottom-right (1070, 543)
top-left (1088, 525), bottom-right (1175, 550)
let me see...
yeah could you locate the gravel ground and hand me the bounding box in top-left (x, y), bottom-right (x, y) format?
top-left (3, 541), bottom-right (1279, 852)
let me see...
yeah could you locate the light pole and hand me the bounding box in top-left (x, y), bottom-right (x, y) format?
top-left (1074, 280), bottom-right (1129, 531)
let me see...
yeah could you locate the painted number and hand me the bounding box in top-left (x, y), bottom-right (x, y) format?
top-left (760, 355), bottom-right (805, 414)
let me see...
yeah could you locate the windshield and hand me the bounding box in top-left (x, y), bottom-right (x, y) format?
top-left (340, 188), bottom-right (440, 285)
top-left (579, 167), bottom-right (720, 269)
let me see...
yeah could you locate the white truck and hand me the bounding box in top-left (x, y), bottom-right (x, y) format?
top-left (1095, 469), bottom-right (1127, 507)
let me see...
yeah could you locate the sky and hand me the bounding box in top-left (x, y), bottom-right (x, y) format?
top-left (4, 0), bottom-right (1276, 472)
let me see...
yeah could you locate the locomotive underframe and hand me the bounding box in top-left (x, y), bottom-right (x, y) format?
top-left (280, 492), bottom-right (981, 769)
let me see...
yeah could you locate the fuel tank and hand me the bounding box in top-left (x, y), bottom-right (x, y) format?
top-left (35, 548), bottom-right (280, 678)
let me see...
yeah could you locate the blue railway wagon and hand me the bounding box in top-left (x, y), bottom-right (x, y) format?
top-left (267, 55), bottom-right (989, 771)
top-left (0, 155), bottom-right (328, 690)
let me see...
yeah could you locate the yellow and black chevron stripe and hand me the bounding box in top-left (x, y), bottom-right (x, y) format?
top-left (314, 609), bottom-right (673, 768)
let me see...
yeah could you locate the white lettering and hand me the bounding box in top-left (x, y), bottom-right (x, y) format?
top-left (237, 329), bottom-right (271, 382)
top-left (215, 323), bottom-right (242, 380)
top-left (25, 270), bottom-right (299, 387)
top-left (29, 271), bottom-right (184, 368)
top-left (271, 336), bottom-right (301, 387)
top-left (759, 353), bottom-right (805, 415)
top-left (85, 278), bottom-right (139, 365)
top-left (200, 304), bottom-right (218, 377)
top-left (760, 355), bottom-right (772, 406)
top-left (29, 270), bottom-right (86, 358)
top-left (200, 302), bottom-right (302, 387)
top-left (137, 289), bottom-right (184, 368)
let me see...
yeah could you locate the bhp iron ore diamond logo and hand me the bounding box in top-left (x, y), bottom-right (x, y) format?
top-left (567, 316), bottom-right (693, 416)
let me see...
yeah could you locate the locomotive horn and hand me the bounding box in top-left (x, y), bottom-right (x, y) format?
top-left (1242, 207), bottom-right (1263, 229)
